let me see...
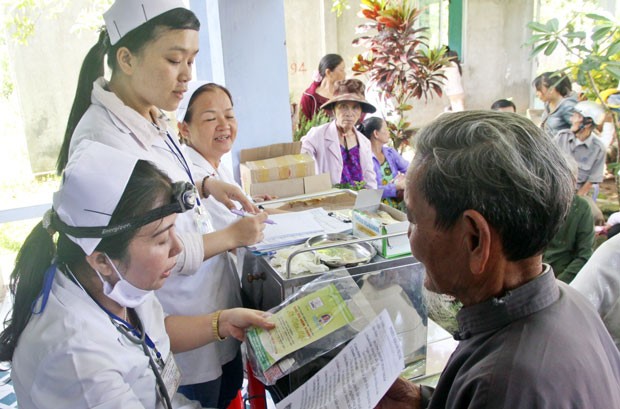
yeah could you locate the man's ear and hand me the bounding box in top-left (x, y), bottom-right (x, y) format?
top-left (85, 251), bottom-right (113, 278)
top-left (461, 210), bottom-right (491, 276)
top-left (115, 47), bottom-right (136, 75)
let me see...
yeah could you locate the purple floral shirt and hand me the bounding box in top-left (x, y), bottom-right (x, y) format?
top-left (339, 145), bottom-right (363, 186)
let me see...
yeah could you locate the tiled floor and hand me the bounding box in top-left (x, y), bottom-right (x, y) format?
top-left (0, 369), bottom-right (17, 409)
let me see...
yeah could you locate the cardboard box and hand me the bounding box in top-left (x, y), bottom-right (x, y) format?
top-left (247, 173), bottom-right (331, 198)
top-left (351, 190), bottom-right (411, 258)
top-left (242, 154), bottom-right (315, 184)
top-left (239, 142), bottom-right (331, 198)
top-left (271, 189), bottom-right (357, 211)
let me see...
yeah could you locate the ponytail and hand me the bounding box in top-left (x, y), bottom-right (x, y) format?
top-left (57, 29), bottom-right (109, 175)
top-left (358, 117), bottom-right (385, 139)
top-left (57, 8), bottom-right (200, 175)
top-left (0, 159), bottom-right (174, 362)
top-left (0, 223), bottom-right (56, 362)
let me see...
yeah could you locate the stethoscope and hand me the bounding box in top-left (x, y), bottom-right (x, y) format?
top-left (109, 312), bottom-right (173, 409)
top-left (62, 265), bottom-right (174, 409)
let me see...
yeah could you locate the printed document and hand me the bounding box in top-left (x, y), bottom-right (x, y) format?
top-left (276, 309), bottom-right (404, 409)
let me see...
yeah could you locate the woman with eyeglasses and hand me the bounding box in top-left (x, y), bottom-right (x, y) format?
top-left (0, 141), bottom-right (274, 409)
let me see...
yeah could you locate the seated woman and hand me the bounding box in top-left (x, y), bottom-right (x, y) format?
top-left (301, 79), bottom-right (378, 189)
top-left (0, 141), bottom-right (273, 409)
top-left (358, 117), bottom-right (409, 209)
top-left (176, 81), bottom-right (286, 408)
top-left (299, 54), bottom-right (345, 121)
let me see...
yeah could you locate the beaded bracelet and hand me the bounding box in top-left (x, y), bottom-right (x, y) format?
top-left (201, 175), bottom-right (211, 199)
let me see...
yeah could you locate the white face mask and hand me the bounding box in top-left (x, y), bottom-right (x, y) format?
top-left (95, 254), bottom-right (151, 308)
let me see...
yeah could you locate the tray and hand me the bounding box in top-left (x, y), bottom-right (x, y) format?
top-left (306, 233), bottom-right (376, 268)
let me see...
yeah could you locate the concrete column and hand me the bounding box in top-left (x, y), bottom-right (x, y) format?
top-left (190, 0), bottom-right (292, 183)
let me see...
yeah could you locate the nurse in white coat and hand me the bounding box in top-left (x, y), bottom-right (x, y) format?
top-left (174, 82), bottom-right (284, 407)
top-left (56, 0), bottom-right (267, 277)
top-left (0, 141), bottom-right (274, 409)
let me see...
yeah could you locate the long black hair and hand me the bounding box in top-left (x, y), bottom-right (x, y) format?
top-left (57, 8), bottom-right (200, 175)
top-left (533, 72), bottom-right (572, 97)
top-left (0, 160), bottom-right (172, 362)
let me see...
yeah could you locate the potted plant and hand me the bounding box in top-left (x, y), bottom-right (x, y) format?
top-left (351, 0), bottom-right (448, 150)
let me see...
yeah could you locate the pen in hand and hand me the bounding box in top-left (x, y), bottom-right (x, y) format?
top-left (230, 208), bottom-right (276, 225)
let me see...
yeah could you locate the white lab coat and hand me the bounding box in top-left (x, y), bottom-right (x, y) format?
top-left (571, 233), bottom-right (620, 349)
top-left (183, 146), bottom-right (244, 230)
top-left (172, 146), bottom-right (242, 384)
top-left (70, 78), bottom-right (240, 385)
top-left (12, 268), bottom-right (202, 409)
top-left (69, 78), bottom-right (204, 277)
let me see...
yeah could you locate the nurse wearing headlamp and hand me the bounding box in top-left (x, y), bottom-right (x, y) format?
top-left (0, 141), bottom-right (274, 409)
top-left (55, 1), bottom-right (269, 407)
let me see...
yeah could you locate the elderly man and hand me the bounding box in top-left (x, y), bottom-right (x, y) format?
top-left (377, 111), bottom-right (620, 409)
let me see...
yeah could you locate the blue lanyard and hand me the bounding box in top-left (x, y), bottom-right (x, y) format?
top-left (31, 263), bottom-right (57, 314)
top-left (161, 132), bottom-right (203, 206)
top-left (32, 264), bottom-right (164, 366)
top-left (98, 303), bottom-right (164, 364)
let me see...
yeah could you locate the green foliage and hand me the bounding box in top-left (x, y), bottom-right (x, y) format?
top-left (527, 13), bottom-right (620, 91)
top-left (0, 219), bottom-right (38, 255)
top-left (1, 59), bottom-right (13, 99)
top-left (293, 110), bottom-right (331, 142)
top-left (527, 11), bottom-right (620, 204)
top-left (0, 0), bottom-right (113, 99)
top-left (352, 0), bottom-right (448, 149)
top-left (334, 181), bottom-right (367, 191)
top-left (331, 0), bottom-right (351, 17)
top-left (0, 174), bottom-right (58, 260)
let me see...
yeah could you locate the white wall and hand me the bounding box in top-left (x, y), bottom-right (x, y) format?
top-left (463, 0), bottom-right (535, 114)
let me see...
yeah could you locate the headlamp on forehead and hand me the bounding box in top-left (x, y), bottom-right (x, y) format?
top-left (51, 181), bottom-right (197, 239)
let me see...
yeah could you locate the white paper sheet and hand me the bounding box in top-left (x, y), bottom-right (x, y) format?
top-left (249, 208), bottom-right (352, 252)
top-left (276, 309), bottom-right (404, 409)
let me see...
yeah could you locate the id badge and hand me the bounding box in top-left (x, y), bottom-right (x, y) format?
top-left (160, 353), bottom-right (182, 400)
top-left (193, 203), bottom-right (214, 234)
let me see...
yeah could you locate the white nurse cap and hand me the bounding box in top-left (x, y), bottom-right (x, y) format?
top-left (52, 140), bottom-right (138, 255)
top-left (103, 0), bottom-right (187, 46)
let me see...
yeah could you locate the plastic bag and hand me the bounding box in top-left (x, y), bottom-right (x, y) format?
top-left (244, 269), bottom-right (375, 385)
